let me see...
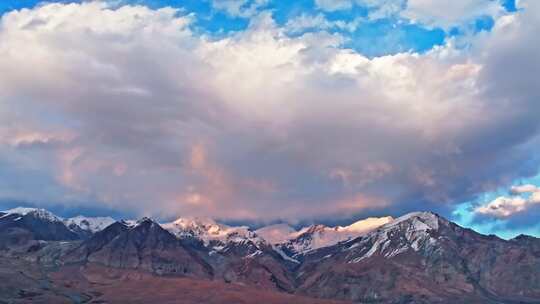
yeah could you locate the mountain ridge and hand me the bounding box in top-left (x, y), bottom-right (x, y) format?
top-left (1, 207), bottom-right (539, 303)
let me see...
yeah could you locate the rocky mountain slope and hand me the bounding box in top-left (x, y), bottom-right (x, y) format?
top-left (0, 208), bottom-right (78, 248)
top-left (296, 212), bottom-right (540, 303)
top-left (63, 218), bottom-right (214, 278)
top-left (1, 207), bottom-right (539, 304)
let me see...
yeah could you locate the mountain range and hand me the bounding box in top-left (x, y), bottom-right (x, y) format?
top-left (0, 207), bottom-right (539, 303)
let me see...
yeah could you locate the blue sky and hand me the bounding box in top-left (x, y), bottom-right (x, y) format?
top-left (0, 0), bottom-right (538, 238)
top-left (0, 0), bottom-right (516, 56)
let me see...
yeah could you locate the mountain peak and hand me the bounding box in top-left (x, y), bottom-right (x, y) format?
top-left (2, 207), bottom-right (62, 222)
top-left (282, 216), bottom-right (395, 255)
top-left (343, 212), bottom-right (446, 264)
top-left (162, 216), bottom-right (261, 247)
top-left (64, 215), bottom-right (115, 234)
top-left (0, 207), bottom-right (78, 241)
top-left (382, 211), bottom-right (441, 231)
top-left (172, 216), bottom-right (218, 226)
top-left (514, 234), bottom-right (538, 240)
top-left (303, 224), bottom-right (328, 234)
top-left (137, 216), bottom-right (153, 223)
top-left (132, 217), bottom-right (160, 228)
top-left (165, 216), bottom-right (225, 236)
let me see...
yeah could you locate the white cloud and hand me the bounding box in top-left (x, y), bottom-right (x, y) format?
top-left (315, 0), bottom-right (404, 18)
top-left (511, 184), bottom-right (539, 194)
top-left (0, 2), bottom-right (538, 221)
top-left (211, 0), bottom-right (269, 18)
top-left (475, 185), bottom-right (540, 218)
top-left (402, 0), bottom-right (504, 29)
top-left (315, 0), bottom-right (505, 30)
top-left (285, 13), bottom-right (362, 33)
top-left (315, 0), bottom-right (354, 12)
top-left (357, 0), bottom-right (405, 20)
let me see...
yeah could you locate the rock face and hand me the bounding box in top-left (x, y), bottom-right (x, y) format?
top-left (1, 207), bottom-right (540, 303)
top-left (64, 218), bottom-right (214, 278)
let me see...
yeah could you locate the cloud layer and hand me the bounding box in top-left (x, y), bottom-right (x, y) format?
top-left (475, 185), bottom-right (540, 218)
top-left (0, 1), bottom-right (539, 222)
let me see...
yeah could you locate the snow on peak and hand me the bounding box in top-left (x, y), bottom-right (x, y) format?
top-left (284, 216), bottom-right (394, 254)
top-left (1, 207), bottom-right (62, 222)
top-left (346, 212), bottom-right (443, 263)
top-left (2, 207), bottom-right (116, 234)
top-left (131, 217), bottom-right (162, 228)
top-left (137, 217), bottom-right (154, 223)
top-left (164, 217), bottom-right (226, 238)
top-left (120, 219), bottom-right (137, 227)
top-left (382, 212), bottom-right (440, 231)
top-left (255, 224), bottom-right (297, 244)
top-left (342, 216), bottom-right (395, 234)
top-left (64, 215), bottom-right (115, 233)
top-left (114, 218), bottom-right (157, 229)
top-left (170, 217), bottom-right (221, 234)
top-left (162, 217), bottom-right (262, 246)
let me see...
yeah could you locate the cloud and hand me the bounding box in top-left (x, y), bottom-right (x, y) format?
top-left (211, 0), bottom-right (269, 18)
top-left (315, 0), bottom-right (404, 19)
top-left (511, 184), bottom-right (539, 194)
top-left (315, 0), bottom-right (354, 12)
top-left (475, 189), bottom-right (540, 218)
top-left (314, 0), bottom-right (504, 29)
top-left (474, 184), bottom-right (540, 227)
top-left (0, 1), bottom-right (539, 222)
top-left (285, 13), bottom-right (361, 33)
top-left (402, 0), bottom-right (504, 29)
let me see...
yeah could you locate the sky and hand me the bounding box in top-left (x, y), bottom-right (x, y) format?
top-left (0, 0), bottom-right (539, 238)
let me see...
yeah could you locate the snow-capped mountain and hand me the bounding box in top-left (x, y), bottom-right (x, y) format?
top-left (64, 217), bottom-right (214, 278)
top-left (0, 207), bottom-right (78, 242)
top-left (162, 217), bottom-right (266, 253)
top-left (342, 212), bottom-right (444, 263)
top-left (64, 215), bottom-right (115, 236)
top-left (262, 216), bottom-right (394, 255)
top-left (1, 207), bottom-right (117, 241)
top-left (2, 207), bottom-right (540, 303)
top-left (0, 207), bottom-right (393, 255)
top-left (161, 215), bottom-right (394, 257)
top-left (1, 207), bottom-right (63, 222)
top-left (292, 211), bottom-right (540, 303)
